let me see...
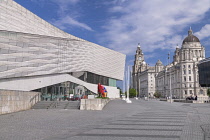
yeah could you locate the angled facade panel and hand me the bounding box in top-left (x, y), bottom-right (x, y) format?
top-left (0, 0), bottom-right (125, 98)
top-left (0, 31), bottom-right (125, 80)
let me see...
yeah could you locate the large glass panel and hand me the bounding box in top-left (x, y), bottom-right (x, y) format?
top-left (87, 72), bottom-right (109, 86)
top-left (33, 81), bottom-right (94, 101)
top-left (198, 60), bottom-right (210, 87)
top-left (109, 78), bottom-right (117, 87)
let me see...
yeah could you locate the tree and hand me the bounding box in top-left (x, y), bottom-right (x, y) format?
top-left (207, 88), bottom-right (210, 97)
top-left (117, 87), bottom-right (123, 97)
top-left (117, 87), bottom-right (122, 94)
top-left (128, 88), bottom-right (137, 98)
top-left (154, 91), bottom-right (161, 98)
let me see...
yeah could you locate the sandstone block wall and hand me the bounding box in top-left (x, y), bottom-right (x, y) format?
top-left (0, 90), bottom-right (40, 115)
top-left (80, 99), bottom-right (110, 110)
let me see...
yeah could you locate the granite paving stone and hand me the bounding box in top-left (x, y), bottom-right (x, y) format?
top-left (0, 99), bottom-right (209, 140)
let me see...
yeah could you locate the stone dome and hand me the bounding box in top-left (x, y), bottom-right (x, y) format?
top-left (182, 28), bottom-right (200, 44)
top-left (156, 59), bottom-right (163, 66)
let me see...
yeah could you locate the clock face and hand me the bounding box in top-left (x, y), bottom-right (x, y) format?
top-left (138, 57), bottom-right (142, 60)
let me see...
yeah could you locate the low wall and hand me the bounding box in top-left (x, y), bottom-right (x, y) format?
top-left (197, 96), bottom-right (209, 103)
top-left (105, 87), bottom-right (120, 99)
top-left (0, 90), bottom-right (40, 115)
top-left (174, 99), bottom-right (193, 103)
top-left (174, 96), bottom-right (209, 103)
top-left (80, 99), bottom-right (110, 110)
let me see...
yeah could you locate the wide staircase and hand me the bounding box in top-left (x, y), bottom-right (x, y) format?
top-left (32, 101), bottom-right (80, 110)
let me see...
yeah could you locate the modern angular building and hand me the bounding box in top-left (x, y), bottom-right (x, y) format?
top-left (0, 0), bottom-right (126, 100)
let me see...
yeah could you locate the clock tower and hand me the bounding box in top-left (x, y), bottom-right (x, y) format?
top-left (133, 43), bottom-right (145, 74)
top-left (132, 43), bottom-right (146, 90)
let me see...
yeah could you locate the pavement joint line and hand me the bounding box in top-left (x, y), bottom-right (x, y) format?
top-left (133, 115), bottom-right (187, 118)
top-left (126, 117), bottom-right (185, 120)
top-left (132, 115), bottom-right (187, 117)
top-left (107, 123), bottom-right (185, 126)
top-left (116, 120), bottom-right (185, 123)
top-left (136, 111), bottom-right (187, 115)
top-left (77, 133), bottom-right (181, 138)
top-left (138, 111), bottom-right (187, 112)
top-left (95, 127), bottom-right (183, 131)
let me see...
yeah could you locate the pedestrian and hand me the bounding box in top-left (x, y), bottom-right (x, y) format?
top-left (195, 95), bottom-right (197, 100)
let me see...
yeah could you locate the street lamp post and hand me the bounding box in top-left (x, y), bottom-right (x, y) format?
top-left (168, 52), bottom-right (172, 103)
top-left (169, 68), bottom-right (172, 103)
top-left (138, 76), bottom-right (141, 99)
top-left (147, 81), bottom-right (149, 101)
top-left (126, 65), bottom-right (132, 103)
top-left (122, 73), bottom-right (126, 100)
top-left (135, 74), bottom-right (138, 100)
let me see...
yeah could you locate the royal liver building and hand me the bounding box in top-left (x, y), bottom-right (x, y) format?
top-left (133, 28), bottom-right (208, 100)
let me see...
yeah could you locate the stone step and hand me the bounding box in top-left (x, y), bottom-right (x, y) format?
top-left (32, 101), bottom-right (80, 110)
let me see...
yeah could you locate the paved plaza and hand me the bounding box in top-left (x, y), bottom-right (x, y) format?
top-left (0, 99), bottom-right (210, 140)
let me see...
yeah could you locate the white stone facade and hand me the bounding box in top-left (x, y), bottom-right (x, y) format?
top-left (133, 28), bottom-right (208, 100)
top-left (132, 44), bottom-right (156, 97)
top-left (138, 68), bottom-right (156, 97)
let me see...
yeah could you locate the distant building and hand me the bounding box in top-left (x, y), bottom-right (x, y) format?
top-left (198, 57), bottom-right (210, 87)
top-left (133, 28), bottom-right (208, 101)
top-left (132, 44), bottom-right (156, 97)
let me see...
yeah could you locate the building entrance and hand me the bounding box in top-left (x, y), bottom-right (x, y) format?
top-left (33, 81), bottom-right (93, 101)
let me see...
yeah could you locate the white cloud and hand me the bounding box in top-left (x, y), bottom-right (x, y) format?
top-left (200, 37), bottom-right (210, 47)
top-left (195, 24), bottom-right (210, 40)
top-left (53, 16), bottom-right (93, 31)
top-left (103, 0), bottom-right (127, 5)
top-left (50, 0), bottom-right (93, 31)
top-left (51, 0), bottom-right (80, 16)
top-left (100, 0), bottom-right (210, 57)
top-left (109, 6), bottom-right (124, 13)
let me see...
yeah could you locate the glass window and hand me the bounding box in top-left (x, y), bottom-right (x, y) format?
top-left (189, 70), bottom-right (191, 74)
top-left (184, 76), bottom-right (186, 81)
top-left (189, 76), bottom-right (191, 81)
top-left (183, 70), bottom-right (186, 74)
top-left (185, 90), bottom-right (187, 95)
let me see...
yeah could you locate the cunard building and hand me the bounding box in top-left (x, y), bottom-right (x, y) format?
top-left (133, 28), bottom-right (208, 101)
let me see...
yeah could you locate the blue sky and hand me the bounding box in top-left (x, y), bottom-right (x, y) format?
top-left (14, 0), bottom-right (210, 89)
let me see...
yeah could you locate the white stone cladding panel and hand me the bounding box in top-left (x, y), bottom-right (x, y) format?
top-left (0, 31), bottom-right (125, 80)
top-left (0, 0), bottom-right (80, 40)
top-left (0, 0), bottom-right (125, 81)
